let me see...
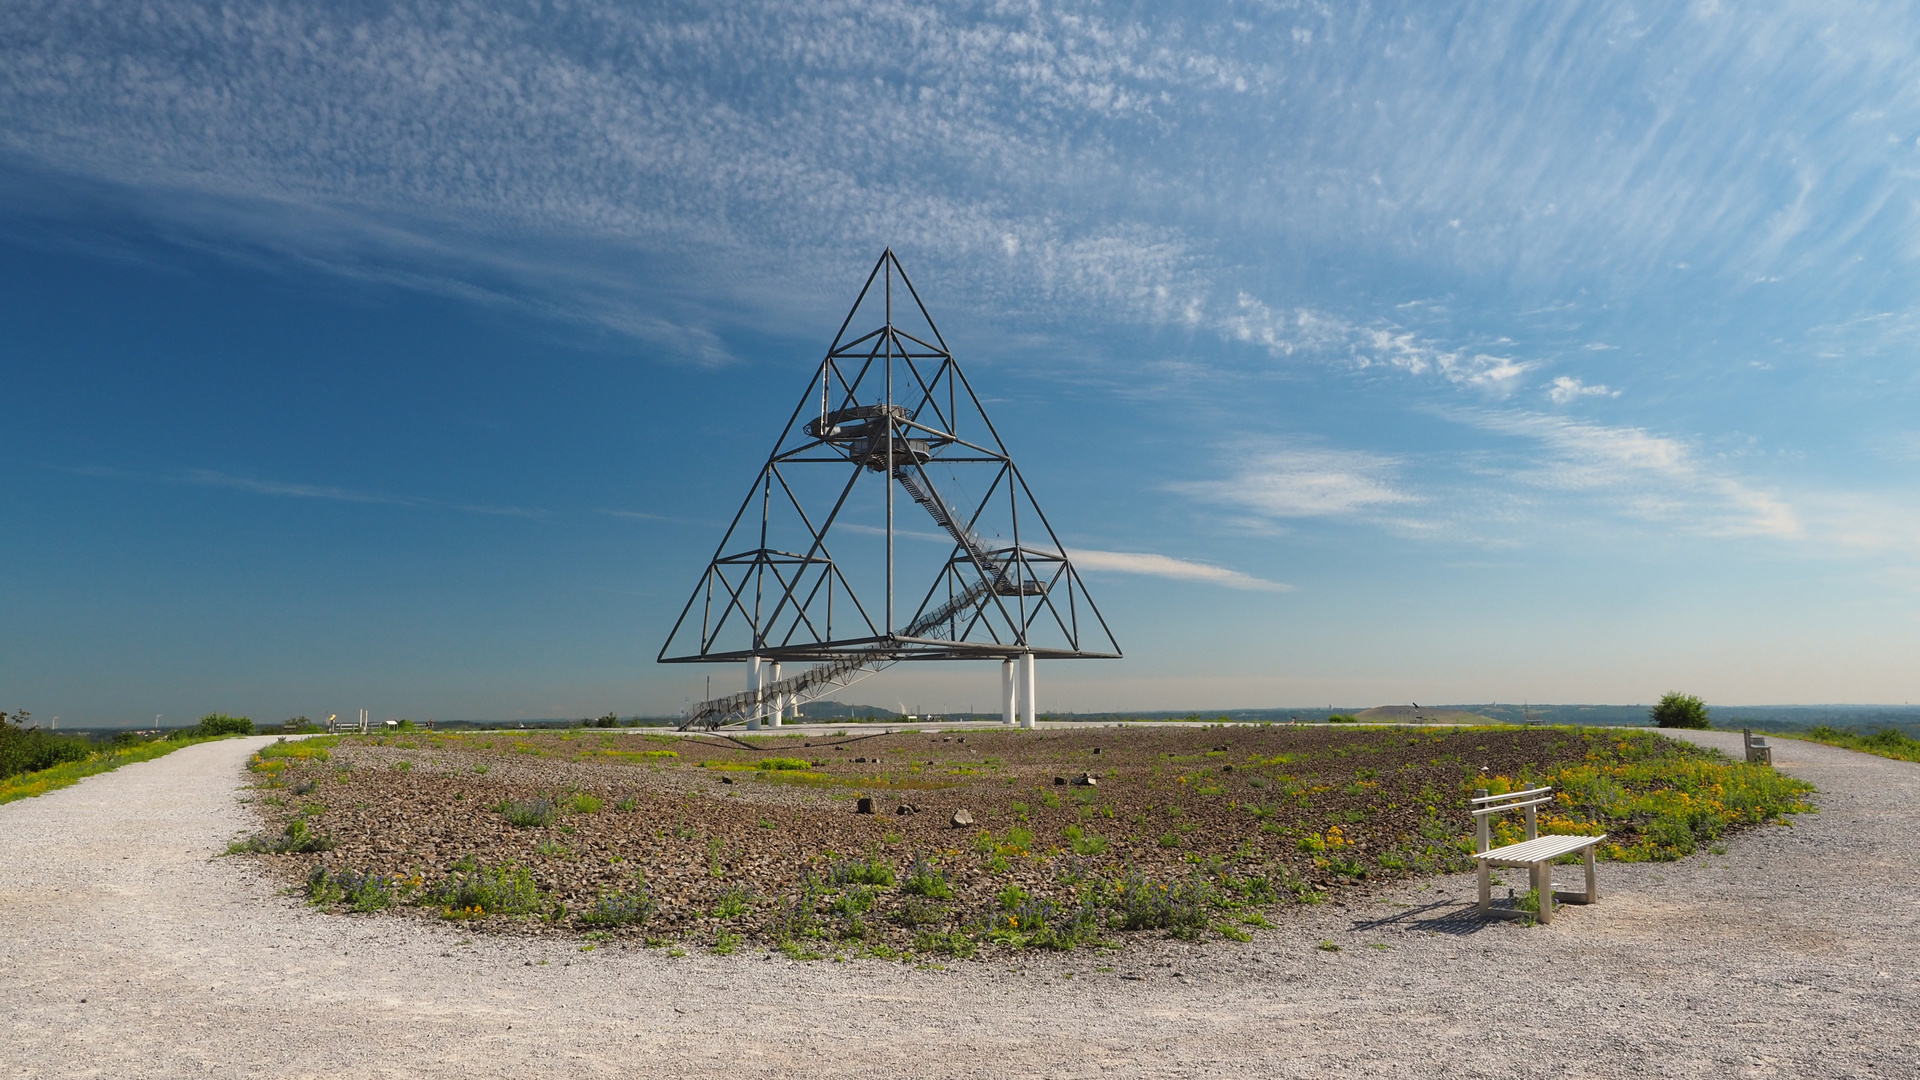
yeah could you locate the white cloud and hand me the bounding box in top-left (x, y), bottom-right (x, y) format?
top-left (182, 470), bottom-right (412, 506)
top-left (12, 0), bottom-right (1915, 359)
top-left (1464, 412), bottom-right (1802, 539)
top-left (1546, 376), bottom-right (1621, 404)
top-left (1069, 549), bottom-right (1291, 592)
top-left (1175, 446), bottom-right (1418, 520)
top-left (1224, 294), bottom-right (1530, 395)
top-left (183, 469), bottom-right (542, 519)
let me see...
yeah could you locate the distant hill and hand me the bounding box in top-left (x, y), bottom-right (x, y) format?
top-left (1354, 705), bottom-right (1498, 724)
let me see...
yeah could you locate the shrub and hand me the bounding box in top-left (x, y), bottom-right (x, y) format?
top-left (913, 929), bottom-right (976, 957)
top-left (765, 878), bottom-right (824, 942)
top-left (1063, 825), bottom-right (1109, 855)
top-left (306, 866), bottom-right (399, 911)
top-left (229, 817), bottom-right (336, 854)
top-left (424, 862), bottom-right (547, 917)
top-left (577, 884), bottom-right (656, 927)
top-left (757, 757), bottom-right (812, 771)
top-left (830, 885), bottom-right (877, 916)
top-left (1650, 693), bottom-right (1709, 729)
top-left (828, 852), bottom-right (895, 887)
top-left (901, 854), bottom-right (952, 898)
top-left (569, 794), bottom-right (604, 814)
top-left (893, 897), bottom-right (945, 928)
top-left (712, 885), bottom-right (752, 918)
top-left (494, 797), bottom-right (557, 828)
top-left (1797, 725), bottom-right (1920, 764)
top-left (0, 721), bottom-right (93, 781)
top-left (197, 714), bottom-right (255, 737)
top-left (1108, 871), bottom-right (1216, 939)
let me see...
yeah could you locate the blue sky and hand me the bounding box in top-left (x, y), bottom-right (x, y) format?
top-left (4, 1), bottom-right (1919, 724)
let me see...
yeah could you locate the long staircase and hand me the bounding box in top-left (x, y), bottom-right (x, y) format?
top-left (679, 467), bottom-right (1031, 731)
top-left (677, 576), bottom-right (993, 730)
top-left (890, 466), bottom-right (1015, 593)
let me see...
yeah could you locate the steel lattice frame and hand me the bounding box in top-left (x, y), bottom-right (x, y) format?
top-left (657, 250), bottom-right (1121, 671)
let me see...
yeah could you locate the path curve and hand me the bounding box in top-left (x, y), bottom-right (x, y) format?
top-left (3, 731), bottom-right (1916, 1078)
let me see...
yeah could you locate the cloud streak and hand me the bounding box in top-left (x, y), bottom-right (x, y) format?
top-left (182, 469), bottom-right (542, 519)
top-left (1069, 549), bottom-right (1291, 593)
top-left (1174, 446), bottom-right (1419, 522)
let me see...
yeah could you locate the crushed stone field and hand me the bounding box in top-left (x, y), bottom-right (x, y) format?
top-left (232, 724), bottom-right (1809, 956)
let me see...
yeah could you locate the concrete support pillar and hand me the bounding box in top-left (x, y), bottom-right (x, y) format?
top-left (1001, 659), bottom-right (1017, 726)
top-left (746, 656), bottom-right (763, 730)
top-left (769, 662), bottom-right (784, 727)
top-left (1019, 652), bottom-right (1037, 729)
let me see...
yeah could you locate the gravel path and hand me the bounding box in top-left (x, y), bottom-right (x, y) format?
top-left (3, 730), bottom-right (1915, 1079)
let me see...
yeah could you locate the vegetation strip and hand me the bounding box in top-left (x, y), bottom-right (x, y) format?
top-left (0, 713), bottom-right (259, 806)
top-left (229, 725), bottom-right (1813, 960)
top-left (1777, 725), bottom-right (1920, 765)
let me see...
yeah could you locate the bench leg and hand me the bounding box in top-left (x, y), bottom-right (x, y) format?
top-left (1478, 860), bottom-right (1491, 915)
top-left (1533, 862), bottom-right (1553, 924)
top-left (1585, 844), bottom-right (1598, 903)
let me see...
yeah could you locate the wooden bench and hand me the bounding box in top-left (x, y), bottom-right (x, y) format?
top-left (1473, 786), bottom-right (1606, 924)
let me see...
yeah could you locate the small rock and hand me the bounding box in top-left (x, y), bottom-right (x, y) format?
top-left (896, 804), bottom-right (919, 816)
top-left (1053, 776), bottom-right (1067, 786)
top-left (1092, 747), bottom-right (1101, 754)
top-left (720, 776), bottom-right (734, 785)
top-left (856, 796), bottom-right (874, 814)
top-left (1072, 772), bottom-right (1098, 787)
top-left (950, 808), bottom-right (974, 827)
top-left (1221, 765), bottom-right (1234, 773)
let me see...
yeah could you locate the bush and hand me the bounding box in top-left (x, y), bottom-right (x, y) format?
top-left (197, 714), bottom-right (255, 737)
top-left (1108, 871), bottom-right (1216, 939)
top-left (1650, 693), bottom-right (1709, 729)
top-left (901, 854), bottom-right (952, 898)
top-left (307, 866), bottom-right (398, 911)
top-left (577, 884), bottom-right (656, 927)
top-left (494, 797), bottom-right (557, 827)
top-left (229, 817), bottom-right (336, 854)
top-left (0, 719), bottom-right (94, 781)
top-left (1799, 725), bottom-right (1920, 764)
top-left (425, 862), bottom-right (548, 917)
top-left (828, 852), bottom-right (895, 887)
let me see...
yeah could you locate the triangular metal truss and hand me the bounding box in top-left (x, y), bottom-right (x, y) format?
top-left (658, 250), bottom-right (1120, 703)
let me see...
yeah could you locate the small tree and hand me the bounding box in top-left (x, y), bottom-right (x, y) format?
top-left (1650, 692), bottom-right (1709, 729)
top-left (196, 714), bottom-right (254, 737)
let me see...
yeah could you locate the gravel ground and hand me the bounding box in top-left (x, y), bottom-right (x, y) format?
top-left (265, 726), bottom-right (1652, 945)
top-left (3, 729), bottom-right (1915, 1079)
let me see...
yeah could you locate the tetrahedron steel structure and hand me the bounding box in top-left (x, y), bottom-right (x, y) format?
top-left (658, 250), bottom-right (1119, 728)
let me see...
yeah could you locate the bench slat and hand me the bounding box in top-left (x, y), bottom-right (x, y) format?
top-left (1478, 833), bottom-right (1607, 864)
top-left (1470, 786), bottom-right (1554, 805)
top-left (1471, 797), bottom-right (1552, 817)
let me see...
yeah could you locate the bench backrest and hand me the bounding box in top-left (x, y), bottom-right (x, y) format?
top-left (1470, 786), bottom-right (1553, 853)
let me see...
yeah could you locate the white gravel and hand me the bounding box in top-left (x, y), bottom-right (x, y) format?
top-left (3, 729), bottom-right (1916, 1079)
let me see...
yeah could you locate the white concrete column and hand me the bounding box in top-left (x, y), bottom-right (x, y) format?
top-left (769, 662), bottom-right (784, 727)
top-left (1019, 652), bottom-right (1037, 729)
top-left (1001, 659), bottom-right (1017, 726)
top-left (746, 656), bottom-right (763, 730)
